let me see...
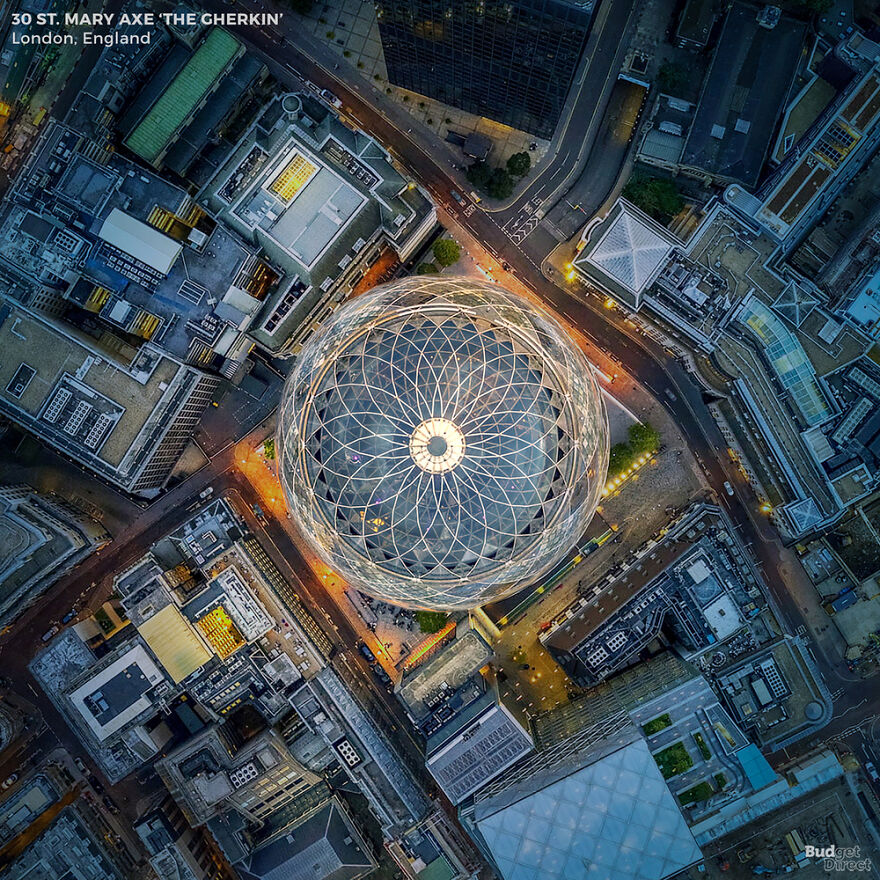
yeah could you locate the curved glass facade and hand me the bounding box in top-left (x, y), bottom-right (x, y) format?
top-left (278, 277), bottom-right (608, 610)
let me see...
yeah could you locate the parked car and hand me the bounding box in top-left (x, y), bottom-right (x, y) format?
top-left (41, 625), bottom-right (59, 642)
top-left (372, 665), bottom-right (392, 688)
top-left (102, 795), bottom-right (120, 815)
top-left (89, 775), bottom-right (104, 795)
top-left (866, 761), bottom-right (880, 784)
top-left (320, 88), bottom-right (342, 108)
top-left (74, 757), bottom-right (88, 774)
top-left (358, 642), bottom-right (376, 664)
top-left (199, 486), bottom-right (214, 500)
top-left (2, 774), bottom-right (17, 789)
top-left (61, 609), bottom-right (77, 624)
top-left (450, 190), bottom-right (464, 205)
top-left (723, 481), bottom-right (735, 496)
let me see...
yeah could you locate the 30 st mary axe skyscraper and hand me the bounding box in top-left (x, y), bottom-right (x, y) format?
top-left (375, 0), bottom-right (595, 139)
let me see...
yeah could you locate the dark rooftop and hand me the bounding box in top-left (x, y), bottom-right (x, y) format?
top-left (681, 2), bottom-right (805, 186)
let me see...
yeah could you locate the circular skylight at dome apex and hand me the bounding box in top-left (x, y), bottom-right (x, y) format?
top-left (277, 276), bottom-right (609, 610)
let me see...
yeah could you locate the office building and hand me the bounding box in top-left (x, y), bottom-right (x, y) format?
top-left (135, 794), bottom-right (239, 880)
top-left (0, 485), bottom-right (108, 628)
top-left (543, 503), bottom-right (762, 685)
top-left (277, 277), bottom-right (608, 610)
top-left (574, 196), bottom-right (880, 538)
top-left (120, 28), bottom-right (263, 177)
top-left (463, 712), bottom-right (702, 880)
top-left (214, 792), bottom-right (378, 880)
top-left (677, 3), bottom-right (805, 188)
top-left (375, 0), bottom-right (595, 139)
top-left (0, 293), bottom-right (220, 497)
top-left (156, 724), bottom-right (321, 826)
top-left (199, 93), bottom-right (436, 355)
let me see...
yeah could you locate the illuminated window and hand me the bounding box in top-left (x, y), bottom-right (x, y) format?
top-left (269, 154), bottom-right (316, 201)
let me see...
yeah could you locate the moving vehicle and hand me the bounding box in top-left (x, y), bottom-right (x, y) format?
top-left (199, 486), bottom-right (214, 500)
top-left (723, 481), bottom-right (734, 496)
top-left (450, 190), bottom-right (464, 205)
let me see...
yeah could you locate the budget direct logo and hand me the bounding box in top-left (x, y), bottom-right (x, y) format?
top-left (805, 845), bottom-right (873, 872)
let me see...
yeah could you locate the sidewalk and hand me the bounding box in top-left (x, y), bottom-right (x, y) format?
top-left (270, 0), bottom-right (634, 213)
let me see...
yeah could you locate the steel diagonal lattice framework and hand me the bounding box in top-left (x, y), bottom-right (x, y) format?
top-left (278, 277), bottom-right (609, 609)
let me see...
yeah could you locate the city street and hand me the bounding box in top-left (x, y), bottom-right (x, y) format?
top-left (2, 0), bottom-right (879, 837)
top-left (196, 2), bottom-right (872, 740)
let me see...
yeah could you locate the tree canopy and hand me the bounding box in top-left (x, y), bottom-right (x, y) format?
top-left (506, 152), bottom-right (531, 177)
top-left (487, 168), bottom-right (514, 199)
top-left (432, 239), bottom-right (461, 267)
top-left (415, 611), bottom-right (448, 633)
top-left (622, 172), bottom-right (684, 223)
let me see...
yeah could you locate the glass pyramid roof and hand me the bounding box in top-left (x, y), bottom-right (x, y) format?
top-left (586, 205), bottom-right (674, 294)
top-left (475, 738), bottom-right (702, 880)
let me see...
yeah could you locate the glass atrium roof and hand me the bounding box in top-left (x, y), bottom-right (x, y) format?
top-left (278, 278), bottom-right (608, 610)
top-left (474, 738), bottom-right (702, 880)
top-left (738, 297), bottom-right (830, 426)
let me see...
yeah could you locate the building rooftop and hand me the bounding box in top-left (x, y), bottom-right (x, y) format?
top-left (680, 3), bottom-right (805, 187)
top-left (397, 629), bottom-right (493, 720)
top-left (472, 735), bottom-right (702, 880)
top-left (98, 208), bottom-right (182, 275)
top-left (574, 200), bottom-right (679, 308)
top-left (124, 28), bottom-right (242, 165)
top-left (425, 691), bottom-right (533, 805)
top-left (136, 603), bottom-right (212, 684)
top-left (235, 798), bottom-right (376, 880)
top-left (0, 294), bottom-right (213, 492)
top-left (752, 64), bottom-right (880, 244)
top-left (200, 94), bottom-right (435, 352)
top-left (543, 503), bottom-right (758, 683)
top-left (67, 642), bottom-right (165, 741)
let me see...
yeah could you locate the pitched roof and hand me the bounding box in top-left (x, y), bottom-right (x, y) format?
top-left (125, 29), bottom-right (240, 164)
top-left (474, 738), bottom-right (702, 880)
top-left (586, 206), bottom-right (674, 294)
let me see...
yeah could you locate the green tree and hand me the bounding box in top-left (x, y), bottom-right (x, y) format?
top-left (506, 151), bottom-right (531, 177)
top-left (622, 172), bottom-right (684, 222)
top-left (262, 438), bottom-right (276, 460)
top-left (657, 62), bottom-right (686, 95)
top-left (415, 610), bottom-right (448, 633)
top-left (628, 421), bottom-right (660, 456)
top-left (608, 442), bottom-right (634, 475)
top-left (487, 167), bottom-right (514, 199)
top-left (466, 161), bottom-right (491, 188)
top-left (416, 262), bottom-right (438, 275)
top-left (432, 239), bottom-right (461, 267)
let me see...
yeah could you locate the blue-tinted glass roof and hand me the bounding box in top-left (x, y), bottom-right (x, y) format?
top-left (278, 278), bottom-right (608, 610)
top-left (475, 739), bottom-right (702, 880)
top-left (738, 297), bottom-right (830, 426)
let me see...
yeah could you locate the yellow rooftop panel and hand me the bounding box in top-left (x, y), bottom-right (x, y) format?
top-left (138, 604), bottom-right (212, 683)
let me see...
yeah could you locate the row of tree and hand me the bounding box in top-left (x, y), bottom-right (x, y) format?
top-left (608, 422), bottom-right (661, 476)
top-left (466, 151), bottom-right (532, 200)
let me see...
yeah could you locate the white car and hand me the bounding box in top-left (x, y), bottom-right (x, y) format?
top-left (320, 89), bottom-right (342, 108)
top-left (866, 761), bottom-right (880, 784)
top-left (2, 774), bottom-right (17, 789)
top-left (723, 481), bottom-right (734, 496)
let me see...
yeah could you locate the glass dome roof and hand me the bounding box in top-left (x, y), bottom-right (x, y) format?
top-left (278, 277), bottom-right (608, 610)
